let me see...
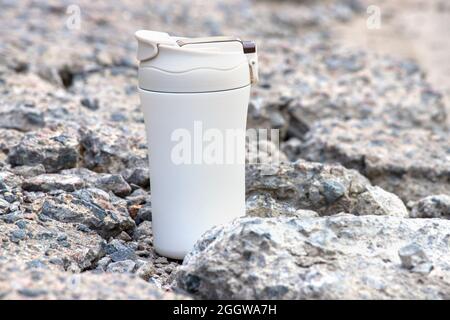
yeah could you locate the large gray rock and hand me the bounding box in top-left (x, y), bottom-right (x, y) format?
top-left (0, 214), bottom-right (106, 272)
top-left (176, 215), bottom-right (450, 299)
top-left (298, 119), bottom-right (450, 202)
top-left (39, 188), bottom-right (135, 239)
top-left (11, 164), bottom-right (46, 178)
top-left (91, 174), bottom-right (132, 197)
top-left (61, 168), bottom-right (132, 197)
top-left (8, 126), bottom-right (80, 173)
top-left (79, 125), bottom-right (147, 174)
top-left (22, 174), bottom-right (84, 192)
top-left (0, 104), bottom-right (45, 132)
top-left (246, 193), bottom-right (298, 218)
top-left (353, 186), bottom-right (408, 217)
top-left (121, 167), bottom-right (150, 189)
top-left (246, 161), bottom-right (408, 217)
top-left (104, 239), bottom-right (137, 262)
top-left (410, 195), bottom-right (450, 219)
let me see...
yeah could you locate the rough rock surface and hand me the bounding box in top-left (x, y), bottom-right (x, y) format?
top-left (39, 188), bottom-right (135, 239)
top-left (0, 171), bottom-right (23, 189)
top-left (246, 161), bottom-right (408, 217)
top-left (0, 211), bottom-right (106, 272)
top-left (121, 167), bottom-right (150, 189)
top-left (0, 185), bottom-right (181, 289)
top-left (60, 168), bottom-right (133, 197)
top-left (8, 126), bottom-right (80, 173)
top-left (176, 215), bottom-right (450, 299)
top-left (11, 164), bottom-right (46, 178)
top-left (0, 261), bottom-right (186, 300)
top-left (22, 174), bottom-right (85, 192)
top-left (398, 244), bottom-right (433, 274)
top-left (79, 125), bottom-right (147, 174)
top-left (410, 195), bottom-right (450, 219)
top-left (0, 0), bottom-right (449, 300)
top-left (298, 119), bottom-right (450, 202)
top-left (0, 104), bottom-right (45, 132)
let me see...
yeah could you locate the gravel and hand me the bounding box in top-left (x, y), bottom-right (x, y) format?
top-left (0, 0), bottom-right (448, 300)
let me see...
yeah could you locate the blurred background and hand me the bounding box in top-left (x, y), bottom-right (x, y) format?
top-left (1, 0), bottom-right (449, 87)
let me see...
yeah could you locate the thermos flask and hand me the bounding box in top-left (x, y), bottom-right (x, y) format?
top-left (135, 30), bottom-right (258, 259)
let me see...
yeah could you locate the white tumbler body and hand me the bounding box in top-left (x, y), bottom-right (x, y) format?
top-left (139, 86), bottom-right (250, 259)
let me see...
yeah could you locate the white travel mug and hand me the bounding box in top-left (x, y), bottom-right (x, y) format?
top-left (135, 30), bottom-right (258, 259)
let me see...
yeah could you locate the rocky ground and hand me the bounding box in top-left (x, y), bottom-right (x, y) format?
top-left (0, 0), bottom-right (449, 299)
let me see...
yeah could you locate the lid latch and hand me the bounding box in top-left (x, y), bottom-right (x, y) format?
top-left (177, 37), bottom-right (259, 84)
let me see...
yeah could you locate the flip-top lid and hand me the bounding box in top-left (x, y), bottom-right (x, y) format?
top-left (135, 30), bottom-right (258, 93)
